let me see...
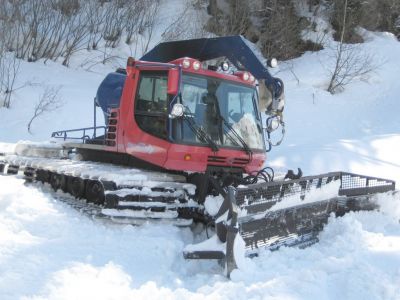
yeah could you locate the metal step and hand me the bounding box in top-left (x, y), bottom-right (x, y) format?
top-left (183, 251), bottom-right (225, 260)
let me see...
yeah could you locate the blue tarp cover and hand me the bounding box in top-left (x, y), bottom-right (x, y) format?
top-left (140, 36), bottom-right (273, 83)
top-left (96, 72), bottom-right (126, 113)
top-left (140, 35), bottom-right (282, 97)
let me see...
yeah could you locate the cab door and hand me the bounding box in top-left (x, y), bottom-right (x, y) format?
top-left (123, 70), bottom-right (171, 167)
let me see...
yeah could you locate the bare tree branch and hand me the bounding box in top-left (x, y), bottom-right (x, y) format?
top-left (27, 85), bottom-right (63, 133)
top-left (327, 0), bottom-right (376, 94)
top-left (0, 53), bottom-right (21, 108)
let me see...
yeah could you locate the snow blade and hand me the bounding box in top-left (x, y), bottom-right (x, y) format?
top-left (183, 172), bottom-right (395, 277)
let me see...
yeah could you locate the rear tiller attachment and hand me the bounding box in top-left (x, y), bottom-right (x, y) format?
top-left (184, 172), bottom-right (396, 277)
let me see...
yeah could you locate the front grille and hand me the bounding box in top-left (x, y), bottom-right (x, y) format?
top-left (208, 156), bottom-right (226, 163)
top-left (208, 156), bottom-right (250, 166)
top-left (233, 158), bottom-right (250, 165)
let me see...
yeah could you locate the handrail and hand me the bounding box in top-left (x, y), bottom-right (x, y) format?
top-left (51, 126), bottom-right (107, 143)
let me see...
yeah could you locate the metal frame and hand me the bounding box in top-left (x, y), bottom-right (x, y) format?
top-left (51, 97), bottom-right (107, 143)
top-left (184, 171), bottom-right (396, 278)
top-left (51, 126), bottom-right (107, 143)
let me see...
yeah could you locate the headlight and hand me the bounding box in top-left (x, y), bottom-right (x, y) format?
top-left (221, 61), bottom-right (229, 71)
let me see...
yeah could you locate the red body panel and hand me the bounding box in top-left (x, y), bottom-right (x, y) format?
top-left (165, 144), bottom-right (265, 173)
top-left (113, 58), bottom-right (266, 174)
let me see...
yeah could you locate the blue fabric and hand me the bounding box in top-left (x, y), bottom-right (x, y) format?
top-left (140, 36), bottom-right (269, 82)
top-left (140, 35), bottom-right (283, 98)
top-left (96, 72), bottom-right (126, 114)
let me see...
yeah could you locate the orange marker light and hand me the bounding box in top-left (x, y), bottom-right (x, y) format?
top-left (184, 154), bottom-right (192, 161)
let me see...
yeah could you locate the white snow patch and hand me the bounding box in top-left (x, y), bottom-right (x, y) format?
top-left (0, 142), bottom-right (17, 154)
top-left (183, 234), bottom-right (225, 253)
top-left (269, 180), bottom-right (340, 212)
top-left (2, 154), bottom-right (190, 188)
top-left (374, 192), bottom-right (400, 221)
top-left (101, 208), bottom-right (178, 219)
top-left (232, 234), bottom-right (254, 273)
top-left (204, 194), bottom-right (224, 216)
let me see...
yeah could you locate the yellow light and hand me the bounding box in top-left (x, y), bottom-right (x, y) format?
top-left (184, 154), bottom-right (192, 161)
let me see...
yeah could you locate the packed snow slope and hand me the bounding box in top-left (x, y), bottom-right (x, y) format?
top-left (1, 29), bottom-right (400, 300)
top-left (268, 30), bottom-right (400, 184)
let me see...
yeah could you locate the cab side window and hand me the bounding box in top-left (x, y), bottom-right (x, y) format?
top-left (135, 72), bottom-right (168, 140)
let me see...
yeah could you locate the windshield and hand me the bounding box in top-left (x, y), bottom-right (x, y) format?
top-left (172, 74), bottom-right (264, 150)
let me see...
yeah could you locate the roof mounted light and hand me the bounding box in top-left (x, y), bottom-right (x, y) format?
top-left (242, 72), bottom-right (250, 81)
top-left (192, 60), bottom-right (201, 70)
top-left (221, 61), bottom-right (229, 71)
top-left (249, 74), bottom-right (255, 82)
top-left (267, 58), bottom-right (278, 68)
top-left (182, 59), bottom-right (190, 69)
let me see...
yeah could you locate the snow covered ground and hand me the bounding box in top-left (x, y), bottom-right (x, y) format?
top-left (0, 176), bottom-right (399, 299)
top-left (1, 6), bottom-right (400, 299)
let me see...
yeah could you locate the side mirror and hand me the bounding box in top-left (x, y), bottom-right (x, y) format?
top-left (266, 115), bottom-right (280, 133)
top-left (167, 68), bottom-right (179, 95)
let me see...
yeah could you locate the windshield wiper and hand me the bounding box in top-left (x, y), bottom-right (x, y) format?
top-left (220, 116), bottom-right (253, 156)
top-left (181, 108), bottom-right (219, 152)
